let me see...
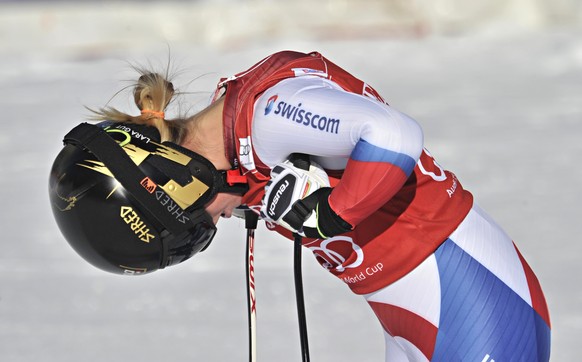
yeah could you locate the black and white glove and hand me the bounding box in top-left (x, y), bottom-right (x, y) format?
top-left (260, 156), bottom-right (352, 238)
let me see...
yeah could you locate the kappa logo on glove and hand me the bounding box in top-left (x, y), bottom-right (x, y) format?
top-left (266, 174), bottom-right (296, 220)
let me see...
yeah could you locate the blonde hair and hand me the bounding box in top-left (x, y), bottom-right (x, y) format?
top-left (88, 70), bottom-right (187, 143)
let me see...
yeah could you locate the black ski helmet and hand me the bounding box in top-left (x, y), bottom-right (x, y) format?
top-left (49, 122), bottom-right (248, 275)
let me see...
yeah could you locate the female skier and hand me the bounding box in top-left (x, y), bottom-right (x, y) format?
top-left (49, 50), bottom-right (551, 361)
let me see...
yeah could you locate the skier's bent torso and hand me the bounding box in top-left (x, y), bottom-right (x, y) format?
top-left (216, 51), bottom-right (551, 361)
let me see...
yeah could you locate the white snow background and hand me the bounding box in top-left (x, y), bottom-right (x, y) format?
top-left (0, 1), bottom-right (581, 361)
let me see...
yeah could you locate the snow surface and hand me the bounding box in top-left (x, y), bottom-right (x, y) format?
top-left (1, 2), bottom-right (581, 361)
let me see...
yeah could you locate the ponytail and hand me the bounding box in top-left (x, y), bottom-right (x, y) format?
top-left (88, 69), bottom-right (186, 143)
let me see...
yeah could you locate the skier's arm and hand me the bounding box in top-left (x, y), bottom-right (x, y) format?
top-left (329, 105), bottom-right (423, 227)
top-left (252, 76), bottom-right (423, 231)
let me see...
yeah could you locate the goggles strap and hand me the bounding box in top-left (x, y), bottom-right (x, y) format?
top-left (63, 123), bottom-right (192, 236)
top-left (217, 169), bottom-right (249, 195)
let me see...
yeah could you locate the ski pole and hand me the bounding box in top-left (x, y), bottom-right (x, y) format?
top-left (245, 211), bottom-right (259, 362)
top-left (288, 153), bottom-right (311, 362)
top-left (294, 232), bottom-right (310, 362)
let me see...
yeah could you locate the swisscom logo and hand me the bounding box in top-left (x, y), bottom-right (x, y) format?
top-left (264, 95), bottom-right (278, 115)
top-left (264, 94), bottom-right (340, 134)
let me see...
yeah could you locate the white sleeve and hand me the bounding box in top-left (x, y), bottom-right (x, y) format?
top-left (251, 76), bottom-right (423, 171)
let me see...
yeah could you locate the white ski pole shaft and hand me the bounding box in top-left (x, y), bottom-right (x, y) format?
top-left (245, 211), bottom-right (259, 362)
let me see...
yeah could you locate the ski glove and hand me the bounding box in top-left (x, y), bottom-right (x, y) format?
top-left (260, 157), bottom-right (352, 239)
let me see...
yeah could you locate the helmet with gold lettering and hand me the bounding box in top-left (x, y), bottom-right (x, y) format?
top-left (49, 122), bottom-right (248, 275)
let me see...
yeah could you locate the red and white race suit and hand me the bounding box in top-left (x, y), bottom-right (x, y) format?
top-left (214, 51), bottom-right (550, 361)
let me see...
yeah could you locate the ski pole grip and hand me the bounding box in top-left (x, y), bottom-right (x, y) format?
top-left (289, 153), bottom-right (311, 171)
top-left (245, 210), bottom-right (259, 230)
